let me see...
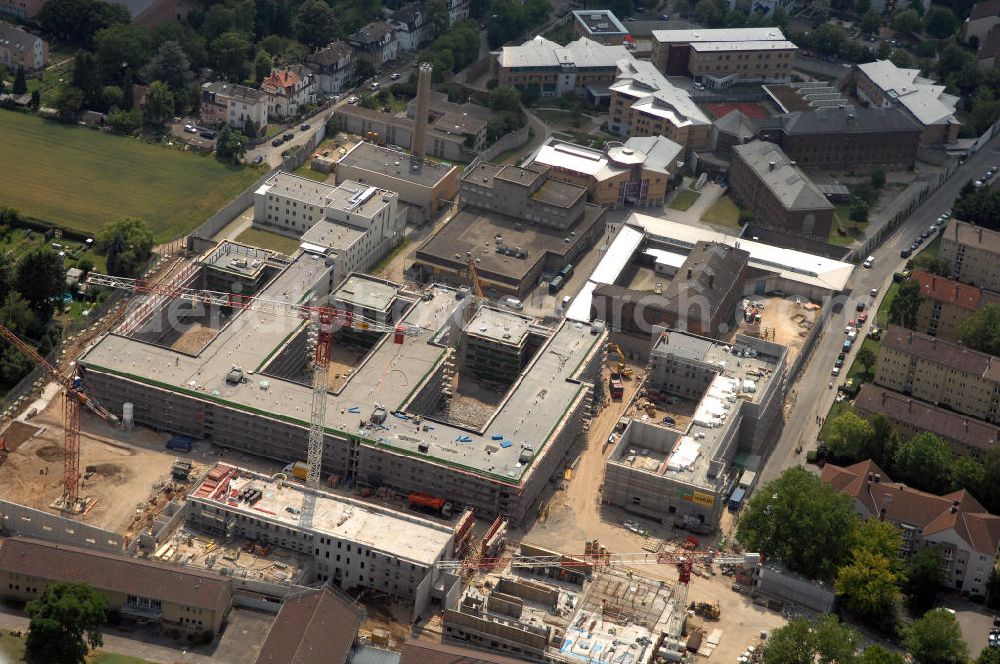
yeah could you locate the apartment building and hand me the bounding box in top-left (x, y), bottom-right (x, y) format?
top-left (608, 58), bottom-right (712, 153)
top-left (729, 141), bottom-right (834, 242)
top-left (349, 21), bottom-right (399, 66)
top-left (200, 81), bottom-right (268, 135)
top-left (854, 384), bottom-right (1000, 458)
top-left (875, 326), bottom-right (1000, 422)
top-left (526, 135), bottom-right (682, 208)
top-left (389, 3), bottom-right (428, 52)
top-left (572, 9), bottom-right (629, 45)
top-left (651, 27), bottom-right (795, 88)
top-left (964, 0), bottom-right (1000, 45)
top-left (823, 460), bottom-right (1000, 596)
top-left (0, 0), bottom-right (43, 18)
top-left (493, 36), bottom-right (629, 99)
top-left (0, 538), bottom-right (233, 636)
top-left (261, 65), bottom-right (316, 119)
top-left (307, 41), bottom-right (356, 96)
top-left (254, 173), bottom-right (404, 283)
top-left (912, 270), bottom-right (1000, 341)
top-left (854, 60), bottom-right (960, 144)
top-left (939, 219), bottom-right (1000, 292)
top-left (0, 22), bottom-right (47, 72)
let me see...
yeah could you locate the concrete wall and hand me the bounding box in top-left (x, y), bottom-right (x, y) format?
top-left (756, 564), bottom-right (836, 613)
top-left (0, 499), bottom-right (124, 553)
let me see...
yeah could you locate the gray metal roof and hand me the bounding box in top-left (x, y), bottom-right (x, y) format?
top-left (732, 141), bottom-right (833, 212)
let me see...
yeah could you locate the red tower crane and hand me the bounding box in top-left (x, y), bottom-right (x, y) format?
top-left (0, 325), bottom-right (119, 509)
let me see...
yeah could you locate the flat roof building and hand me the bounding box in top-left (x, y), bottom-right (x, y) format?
top-left (572, 9), bottom-right (629, 45)
top-left (603, 330), bottom-right (786, 531)
top-left (854, 60), bottom-right (960, 145)
top-left (0, 537), bottom-right (233, 636)
top-left (651, 27), bottom-right (795, 88)
top-left (334, 142), bottom-right (460, 225)
top-left (939, 218), bottom-right (1000, 292)
top-left (730, 141), bottom-right (834, 243)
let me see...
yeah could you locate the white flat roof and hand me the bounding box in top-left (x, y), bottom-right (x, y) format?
top-left (566, 225), bottom-right (644, 322)
top-left (690, 40), bottom-right (797, 52)
top-left (857, 60), bottom-right (957, 126)
top-left (652, 27), bottom-right (788, 43)
top-left (627, 214), bottom-right (854, 292)
top-left (644, 247), bottom-right (687, 269)
top-left (531, 141), bottom-right (619, 180)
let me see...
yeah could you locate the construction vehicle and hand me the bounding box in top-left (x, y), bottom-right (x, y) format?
top-left (607, 343), bottom-right (634, 378)
top-left (434, 548), bottom-right (760, 639)
top-left (165, 435), bottom-right (193, 452)
top-left (609, 372), bottom-right (624, 400)
top-left (408, 492), bottom-right (454, 517)
top-left (283, 461), bottom-right (309, 481)
top-left (85, 272), bottom-right (401, 527)
top-left (689, 600), bottom-right (721, 620)
top-left (0, 324), bottom-right (120, 510)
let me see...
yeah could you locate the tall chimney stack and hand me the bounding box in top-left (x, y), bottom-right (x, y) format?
top-left (412, 62), bottom-right (433, 161)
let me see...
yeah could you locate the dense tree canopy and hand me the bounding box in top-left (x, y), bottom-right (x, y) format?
top-left (38, 0), bottom-right (131, 46)
top-left (960, 303), bottom-right (1000, 355)
top-left (893, 432), bottom-right (954, 495)
top-left (294, 0), bottom-right (341, 49)
top-left (904, 609), bottom-right (968, 664)
top-left (96, 217), bottom-right (155, 277)
top-left (736, 467), bottom-right (859, 580)
top-left (25, 582), bottom-right (107, 664)
top-left (142, 41), bottom-right (193, 96)
top-left (15, 247), bottom-right (65, 321)
top-left (94, 24), bottom-right (152, 84)
top-left (888, 279), bottom-right (921, 329)
top-left (952, 189), bottom-right (1000, 231)
top-left (826, 411), bottom-right (874, 462)
top-left (763, 616), bottom-right (861, 664)
top-left (905, 545), bottom-right (945, 613)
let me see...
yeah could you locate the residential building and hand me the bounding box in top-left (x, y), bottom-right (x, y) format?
top-left (751, 105), bottom-right (921, 171)
top-left (963, 0), bottom-right (1000, 45)
top-left (651, 27), bottom-right (795, 88)
top-left (608, 58), bottom-right (712, 153)
top-left (939, 219), bottom-right (1000, 291)
top-left (854, 60), bottom-right (960, 144)
top-left (389, 3), bottom-right (428, 52)
top-left (0, 22), bottom-right (47, 72)
top-left (0, 537), bottom-right (233, 636)
top-left (255, 587), bottom-right (364, 664)
top-left (912, 270), bottom-right (1000, 340)
top-left (307, 41), bottom-right (356, 96)
top-left (187, 464), bottom-right (458, 619)
top-left (728, 0), bottom-right (793, 18)
top-left (875, 326), bottom-right (1000, 422)
top-left (823, 460), bottom-right (1000, 596)
top-left (349, 21), bottom-right (398, 66)
top-left (333, 142), bottom-right (460, 224)
top-left (854, 384), bottom-right (1000, 458)
top-left (526, 135), bottom-right (682, 208)
top-left (445, 0), bottom-right (468, 23)
top-left (572, 9), bottom-right (629, 45)
top-left (603, 330), bottom-right (787, 531)
top-left (0, 0), bottom-right (43, 18)
top-left (976, 26), bottom-right (1000, 70)
top-left (261, 65), bottom-right (316, 119)
top-left (200, 81), bottom-right (268, 135)
top-left (414, 162), bottom-right (606, 295)
top-left (253, 173), bottom-right (405, 283)
top-left (729, 141), bottom-right (834, 242)
top-left (493, 36), bottom-right (629, 100)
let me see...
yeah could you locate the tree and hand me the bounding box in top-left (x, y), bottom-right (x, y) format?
top-left (96, 217), bottom-right (154, 278)
top-left (812, 24), bottom-right (847, 55)
top-left (94, 24), bottom-right (151, 83)
top-left (490, 85), bottom-right (521, 112)
top-left (952, 189), bottom-right (1000, 231)
top-left (904, 609), bottom-right (968, 664)
top-left (37, 0), bottom-right (130, 46)
top-left (859, 9), bottom-right (881, 35)
top-left (892, 8), bottom-right (923, 35)
top-left (13, 64), bottom-right (26, 95)
top-left (692, 0), bottom-right (725, 26)
top-left (142, 41), bottom-right (193, 97)
top-left (212, 31), bottom-right (252, 82)
top-left (25, 582), bottom-right (107, 664)
top-left (960, 303), bottom-right (1000, 355)
top-left (856, 345), bottom-right (877, 377)
top-left (106, 108), bottom-right (141, 134)
top-left (836, 547), bottom-right (902, 624)
top-left (951, 455), bottom-right (985, 496)
top-left (736, 467), bottom-right (860, 580)
top-left (122, 65), bottom-right (134, 109)
top-left (981, 447), bottom-right (1000, 514)
top-left (71, 52), bottom-right (102, 109)
top-left (877, 41), bottom-right (892, 59)
top-left (850, 201), bottom-right (869, 223)
top-left (893, 432), bottom-right (953, 494)
top-left (142, 81), bottom-right (174, 131)
top-left (905, 545), bottom-right (945, 613)
top-left (295, 0), bottom-right (341, 49)
top-left (924, 6), bottom-right (958, 38)
top-left (521, 81), bottom-right (541, 107)
top-left (215, 124), bottom-right (249, 163)
top-left (852, 518), bottom-right (904, 571)
top-left (939, 43), bottom-right (975, 79)
top-left (763, 615), bottom-right (861, 664)
top-left (54, 86), bottom-right (85, 122)
top-left (426, 0), bottom-right (450, 39)
top-left (860, 646), bottom-right (905, 664)
top-left (826, 411), bottom-right (874, 461)
top-left (979, 647), bottom-right (1000, 664)
top-left (254, 50), bottom-right (273, 86)
top-left (15, 246), bottom-right (64, 321)
top-left (870, 169), bottom-right (886, 190)
top-left (30, 89), bottom-right (40, 108)
top-left (890, 49), bottom-right (912, 67)
top-left (888, 279), bottom-right (921, 329)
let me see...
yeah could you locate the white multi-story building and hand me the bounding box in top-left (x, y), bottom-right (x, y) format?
top-left (254, 173), bottom-right (405, 284)
top-left (307, 41), bottom-right (356, 96)
top-left (200, 81), bottom-right (269, 135)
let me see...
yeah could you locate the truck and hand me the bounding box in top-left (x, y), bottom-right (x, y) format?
top-left (407, 492), bottom-right (453, 517)
top-left (283, 461), bottom-right (309, 480)
top-left (609, 372), bottom-right (624, 400)
top-left (165, 435), bottom-right (193, 453)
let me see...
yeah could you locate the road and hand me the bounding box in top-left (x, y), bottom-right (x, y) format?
top-left (760, 132), bottom-right (1000, 485)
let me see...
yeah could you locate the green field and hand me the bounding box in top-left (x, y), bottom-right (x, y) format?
top-left (1, 630), bottom-right (155, 664)
top-left (0, 112), bottom-right (260, 242)
top-left (700, 195), bottom-right (740, 227)
top-left (235, 227), bottom-right (302, 256)
top-left (669, 189), bottom-right (701, 211)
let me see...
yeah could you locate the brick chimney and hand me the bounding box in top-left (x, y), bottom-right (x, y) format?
top-left (412, 62), bottom-right (433, 161)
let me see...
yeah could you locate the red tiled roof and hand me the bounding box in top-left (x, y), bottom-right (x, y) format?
top-left (263, 69), bottom-right (301, 90)
top-left (255, 587), bottom-right (364, 664)
top-left (912, 270), bottom-right (983, 310)
top-left (821, 461), bottom-right (1000, 555)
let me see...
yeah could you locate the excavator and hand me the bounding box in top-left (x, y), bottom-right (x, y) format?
top-left (607, 343), bottom-right (634, 379)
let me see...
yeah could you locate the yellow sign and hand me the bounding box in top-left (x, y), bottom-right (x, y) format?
top-left (691, 491), bottom-right (716, 507)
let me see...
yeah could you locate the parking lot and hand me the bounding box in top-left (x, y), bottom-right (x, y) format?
top-left (167, 118), bottom-right (216, 151)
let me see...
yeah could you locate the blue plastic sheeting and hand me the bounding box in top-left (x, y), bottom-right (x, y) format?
top-left (491, 434), bottom-right (504, 440)
top-left (500, 441), bottom-right (513, 448)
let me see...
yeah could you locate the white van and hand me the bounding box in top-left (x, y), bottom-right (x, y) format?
top-left (501, 296), bottom-right (523, 311)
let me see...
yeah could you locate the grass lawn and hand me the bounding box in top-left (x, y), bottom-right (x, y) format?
top-left (669, 189), bottom-right (701, 212)
top-left (912, 235), bottom-right (942, 270)
top-left (829, 204), bottom-right (868, 247)
top-left (0, 631), bottom-right (25, 662)
top-left (292, 165), bottom-right (330, 182)
top-left (0, 113), bottom-right (259, 242)
top-left (534, 109), bottom-right (579, 125)
top-left (372, 237), bottom-right (412, 275)
top-left (876, 281), bottom-right (899, 329)
top-left (700, 195), bottom-right (740, 227)
top-left (91, 653), bottom-right (158, 664)
top-left (235, 227), bottom-right (302, 256)
top-left (545, 20), bottom-right (575, 44)
top-left (820, 400), bottom-right (853, 441)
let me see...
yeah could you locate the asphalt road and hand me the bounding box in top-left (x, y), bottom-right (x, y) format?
top-left (760, 132), bottom-right (1000, 485)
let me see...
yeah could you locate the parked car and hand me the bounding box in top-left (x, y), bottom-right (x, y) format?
top-left (856, 301), bottom-right (866, 312)
top-left (347, 95), bottom-right (359, 104)
top-left (900, 247), bottom-right (912, 259)
top-left (500, 296), bottom-right (523, 311)
top-left (835, 357), bottom-right (844, 368)
top-left (863, 255), bottom-right (874, 268)
top-left (870, 287), bottom-right (879, 297)
top-left (253, 155), bottom-right (264, 165)
top-left (390, 72), bottom-right (401, 80)
top-left (370, 81), bottom-right (380, 90)
top-left (200, 130), bottom-right (216, 140)
top-left (272, 138), bottom-right (284, 147)
top-left (282, 132), bottom-right (294, 141)
top-left (183, 124), bottom-right (197, 133)
top-left (300, 123), bottom-right (310, 130)
top-left (831, 366), bottom-right (841, 376)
